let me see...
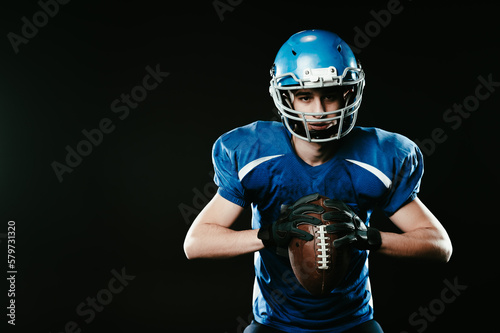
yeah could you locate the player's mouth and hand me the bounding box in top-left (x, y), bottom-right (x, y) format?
top-left (309, 121), bottom-right (336, 131)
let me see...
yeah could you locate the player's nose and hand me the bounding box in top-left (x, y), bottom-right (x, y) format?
top-left (311, 97), bottom-right (326, 118)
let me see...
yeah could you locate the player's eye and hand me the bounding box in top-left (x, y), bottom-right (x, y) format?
top-left (323, 94), bottom-right (340, 101)
top-left (296, 94), bottom-right (312, 102)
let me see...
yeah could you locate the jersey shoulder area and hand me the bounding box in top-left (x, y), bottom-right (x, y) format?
top-left (348, 126), bottom-right (421, 159)
top-left (214, 121), bottom-right (288, 153)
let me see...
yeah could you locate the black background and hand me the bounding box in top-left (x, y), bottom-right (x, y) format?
top-left (1, 0), bottom-right (498, 332)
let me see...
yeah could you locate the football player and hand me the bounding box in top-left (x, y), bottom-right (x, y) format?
top-left (184, 30), bottom-right (452, 333)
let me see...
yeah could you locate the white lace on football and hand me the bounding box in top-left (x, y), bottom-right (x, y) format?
top-left (316, 225), bottom-right (331, 270)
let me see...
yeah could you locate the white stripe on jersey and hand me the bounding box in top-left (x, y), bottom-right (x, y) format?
top-left (238, 155), bottom-right (284, 181)
top-left (345, 159), bottom-right (392, 189)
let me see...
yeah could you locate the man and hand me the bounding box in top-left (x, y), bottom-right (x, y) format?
top-left (184, 30), bottom-right (452, 332)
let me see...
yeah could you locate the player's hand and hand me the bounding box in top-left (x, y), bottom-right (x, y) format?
top-left (258, 193), bottom-right (323, 254)
top-left (323, 199), bottom-right (382, 251)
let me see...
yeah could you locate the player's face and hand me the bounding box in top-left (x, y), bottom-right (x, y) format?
top-left (292, 87), bottom-right (348, 132)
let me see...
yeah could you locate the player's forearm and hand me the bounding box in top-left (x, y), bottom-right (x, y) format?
top-left (378, 228), bottom-right (452, 262)
top-left (184, 224), bottom-right (264, 259)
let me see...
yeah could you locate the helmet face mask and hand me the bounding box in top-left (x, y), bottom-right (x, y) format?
top-left (269, 30), bottom-right (365, 143)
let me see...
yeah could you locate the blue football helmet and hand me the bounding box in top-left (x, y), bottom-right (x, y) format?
top-left (269, 30), bottom-right (365, 142)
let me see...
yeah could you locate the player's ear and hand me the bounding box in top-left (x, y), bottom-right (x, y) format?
top-left (342, 87), bottom-right (355, 108)
top-left (281, 90), bottom-right (294, 109)
top-left (343, 87), bottom-right (354, 100)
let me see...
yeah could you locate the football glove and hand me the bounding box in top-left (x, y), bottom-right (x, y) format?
top-left (323, 199), bottom-right (382, 251)
top-left (258, 193), bottom-right (323, 254)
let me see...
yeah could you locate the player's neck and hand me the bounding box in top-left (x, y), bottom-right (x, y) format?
top-left (291, 136), bottom-right (339, 167)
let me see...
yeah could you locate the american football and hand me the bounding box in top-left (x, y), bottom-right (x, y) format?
top-left (288, 195), bottom-right (352, 296)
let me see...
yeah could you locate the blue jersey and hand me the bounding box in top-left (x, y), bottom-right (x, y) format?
top-left (212, 121), bottom-right (423, 332)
